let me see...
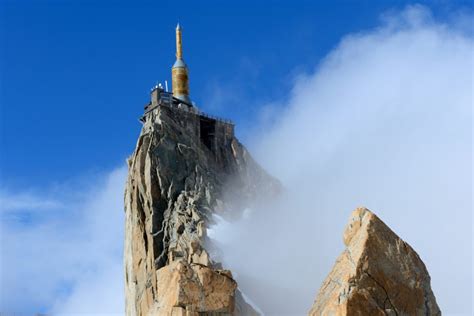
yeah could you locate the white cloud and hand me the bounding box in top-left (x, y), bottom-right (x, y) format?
top-left (210, 5), bottom-right (473, 315)
top-left (0, 192), bottom-right (63, 212)
top-left (1, 5), bottom-right (471, 316)
top-left (0, 166), bottom-right (127, 315)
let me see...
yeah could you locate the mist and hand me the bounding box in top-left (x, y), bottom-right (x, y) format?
top-left (208, 6), bottom-right (473, 315)
top-left (0, 167), bottom-right (126, 314)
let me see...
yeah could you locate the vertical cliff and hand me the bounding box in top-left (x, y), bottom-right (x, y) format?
top-left (124, 104), bottom-right (277, 315)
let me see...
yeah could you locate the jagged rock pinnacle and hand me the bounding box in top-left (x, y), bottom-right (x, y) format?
top-left (308, 207), bottom-right (441, 315)
top-left (124, 105), bottom-right (279, 315)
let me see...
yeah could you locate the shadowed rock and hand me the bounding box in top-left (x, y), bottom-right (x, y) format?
top-left (308, 207), bottom-right (441, 316)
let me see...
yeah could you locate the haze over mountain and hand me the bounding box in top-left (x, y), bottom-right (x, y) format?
top-left (0, 3), bottom-right (472, 315)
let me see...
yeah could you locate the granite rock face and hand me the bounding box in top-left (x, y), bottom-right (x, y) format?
top-left (124, 105), bottom-right (277, 315)
top-left (308, 207), bottom-right (441, 316)
top-left (152, 260), bottom-right (237, 314)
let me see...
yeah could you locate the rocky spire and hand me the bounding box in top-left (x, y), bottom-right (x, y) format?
top-left (124, 104), bottom-right (279, 315)
top-left (308, 207), bottom-right (441, 315)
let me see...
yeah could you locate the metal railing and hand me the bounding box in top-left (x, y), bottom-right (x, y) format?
top-left (141, 98), bottom-right (234, 126)
top-left (195, 109), bottom-right (234, 125)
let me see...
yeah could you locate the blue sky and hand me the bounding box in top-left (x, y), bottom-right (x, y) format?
top-left (1, 0), bottom-right (472, 187)
top-left (0, 1), bottom-right (473, 315)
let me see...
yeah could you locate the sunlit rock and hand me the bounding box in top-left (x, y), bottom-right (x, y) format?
top-left (308, 207), bottom-right (441, 315)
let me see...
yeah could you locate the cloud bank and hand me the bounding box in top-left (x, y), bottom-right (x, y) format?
top-left (209, 5), bottom-right (473, 315)
top-left (0, 167), bottom-right (126, 314)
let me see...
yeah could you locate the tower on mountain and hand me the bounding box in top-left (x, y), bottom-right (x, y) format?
top-left (171, 23), bottom-right (191, 104)
top-left (142, 24), bottom-right (236, 155)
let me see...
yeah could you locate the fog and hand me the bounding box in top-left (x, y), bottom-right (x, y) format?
top-left (208, 6), bottom-right (473, 315)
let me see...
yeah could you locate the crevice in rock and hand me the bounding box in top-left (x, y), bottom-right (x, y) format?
top-left (143, 229), bottom-right (148, 253)
top-left (364, 271), bottom-right (399, 316)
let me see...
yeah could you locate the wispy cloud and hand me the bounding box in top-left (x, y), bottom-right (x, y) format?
top-left (1, 4), bottom-right (471, 316)
top-left (0, 166), bottom-right (127, 314)
top-left (0, 191), bottom-right (63, 212)
top-left (210, 5), bottom-right (473, 315)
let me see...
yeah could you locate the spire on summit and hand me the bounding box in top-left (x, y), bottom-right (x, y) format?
top-left (172, 23), bottom-right (190, 103)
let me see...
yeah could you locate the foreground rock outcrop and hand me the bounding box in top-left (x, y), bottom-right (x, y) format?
top-left (124, 104), bottom-right (277, 315)
top-left (308, 207), bottom-right (441, 316)
top-left (151, 260), bottom-right (237, 314)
